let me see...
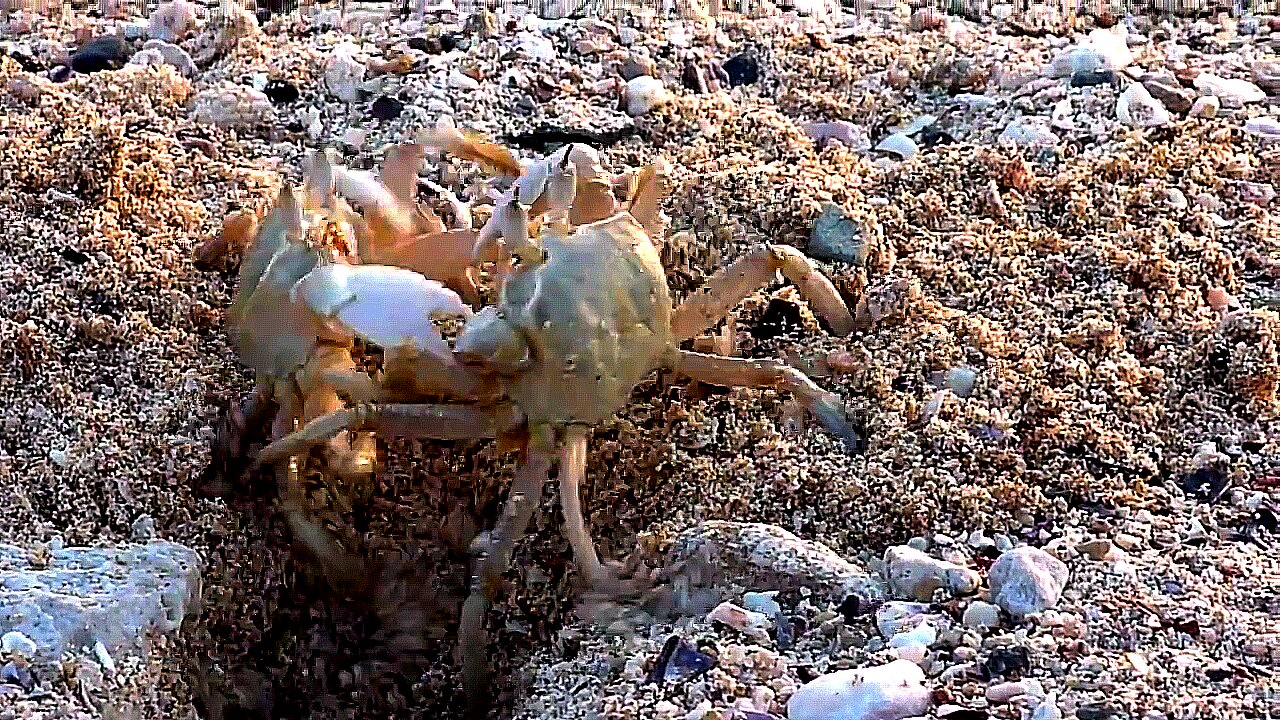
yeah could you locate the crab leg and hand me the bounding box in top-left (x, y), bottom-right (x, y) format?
top-left (671, 350), bottom-right (865, 452)
top-left (670, 244), bottom-right (855, 341)
top-left (256, 403), bottom-right (504, 467)
top-left (460, 452), bottom-right (552, 710)
top-left (557, 425), bottom-right (613, 586)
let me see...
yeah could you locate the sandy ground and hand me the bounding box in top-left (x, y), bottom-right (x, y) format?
top-left (0, 2), bottom-right (1277, 719)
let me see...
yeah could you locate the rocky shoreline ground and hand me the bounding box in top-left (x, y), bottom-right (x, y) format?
top-left (0, 1), bottom-right (1276, 718)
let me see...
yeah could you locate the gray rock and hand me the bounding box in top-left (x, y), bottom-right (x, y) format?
top-left (1142, 77), bottom-right (1195, 114)
top-left (988, 546), bottom-right (1068, 617)
top-left (810, 204), bottom-right (869, 266)
top-left (140, 39), bottom-right (197, 77)
top-left (883, 545), bottom-right (980, 601)
top-left (659, 521), bottom-right (886, 610)
top-left (0, 540), bottom-right (201, 664)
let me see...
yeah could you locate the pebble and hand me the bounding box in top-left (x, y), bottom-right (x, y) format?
top-left (0, 632), bottom-right (35, 657)
top-left (0, 540), bottom-right (201, 664)
top-left (368, 95), bottom-right (404, 121)
top-left (70, 36), bottom-right (127, 74)
top-left (1076, 538), bottom-right (1113, 560)
top-left (986, 680), bottom-right (1031, 702)
top-left (448, 70), bottom-right (480, 91)
top-left (988, 546), bottom-right (1070, 617)
top-left (707, 601), bottom-right (770, 635)
top-left (875, 133), bottom-right (919, 160)
top-left (191, 84), bottom-right (274, 128)
top-left (324, 43), bottom-right (367, 102)
top-left (1192, 72), bottom-right (1265, 104)
top-left (1116, 83), bottom-right (1170, 128)
top-left (962, 600), bottom-right (1001, 629)
top-left (810, 204), bottom-right (869, 266)
top-left (147, 0), bottom-right (197, 42)
top-left (624, 75), bottom-right (672, 116)
top-left (876, 601), bottom-right (933, 637)
top-left (943, 367), bottom-right (976, 397)
top-left (884, 545), bottom-right (980, 601)
top-left (803, 121), bottom-right (871, 152)
top-left (999, 118), bottom-right (1059, 148)
top-left (130, 39), bottom-right (196, 77)
top-left (743, 591), bottom-right (782, 617)
top-left (130, 515), bottom-right (155, 540)
top-left (786, 660), bottom-right (931, 720)
top-left (1251, 60), bottom-right (1280, 93)
top-left (1244, 116), bottom-right (1280, 139)
top-left (1141, 77), bottom-right (1195, 113)
top-left (1033, 696), bottom-right (1064, 720)
top-left (93, 641), bottom-right (116, 675)
top-left (1189, 95), bottom-right (1220, 118)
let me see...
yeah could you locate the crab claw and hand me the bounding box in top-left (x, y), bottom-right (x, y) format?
top-left (416, 123), bottom-right (523, 178)
top-left (290, 263), bottom-right (471, 361)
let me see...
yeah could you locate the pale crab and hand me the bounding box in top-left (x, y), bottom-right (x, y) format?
top-left (220, 130), bottom-right (862, 711)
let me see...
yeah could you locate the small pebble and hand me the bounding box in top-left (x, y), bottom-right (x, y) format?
top-left (1189, 95), bottom-right (1220, 118)
top-left (810, 204), bottom-right (869, 266)
top-left (0, 632), bottom-right (36, 657)
top-left (624, 75), bottom-right (671, 116)
top-left (875, 133), bottom-right (919, 160)
top-left (962, 601), bottom-right (1001, 630)
top-left (93, 641), bottom-right (116, 675)
top-left (707, 602), bottom-right (769, 635)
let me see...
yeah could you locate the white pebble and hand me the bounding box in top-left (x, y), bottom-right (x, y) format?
top-left (624, 76), bottom-right (671, 116)
top-left (324, 43), bottom-right (367, 103)
top-left (1193, 72), bottom-right (1265, 104)
top-left (1116, 82), bottom-right (1170, 128)
top-left (988, 546), bottom-right (1069, 617)
top-left (1, 632), bottom-right (36, 657)
top-left (1244, 117), bottom-right (1280, 140)
top-left (147, 0), bottom-right (197, 42)
top-left (93, 641), bottom-right (116, 675)
top-left (787, 660), bottom-right (932, 720)
top-left (1033, 694), bottom-right (1064, 720)
top-left (448, 70), bottom-right (480, 91)
top-left (986, 680), bottom-right (1030, 702)
top-left (999, 118), bottom-right (1059, 148)
top-left (876, 601), bottom-right (932, 637)
top-left (875, 132), bottom-right (919, 160)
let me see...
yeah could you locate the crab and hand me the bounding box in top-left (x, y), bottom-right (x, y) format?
top-left (220, 132), bottom-right (863, 712)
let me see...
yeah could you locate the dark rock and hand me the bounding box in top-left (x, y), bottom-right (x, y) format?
top-left (262, 79), bottom-right (299, 104)
top-left (647, 635), bottom-right (715, 684)
top-left (439, 33), bottom-right (463, 52)
top-left (1071, 68), bottom-right (1118, 87)
top-left (369, 95), bottom-right (404, 121)
top-left (60, 247), bottom-right (90, 264)
top-left (48, 65), bottom-right (72, 83)
top-left (810, 204), bottom-right (869, 265)
top-left (0, 49), bottom-right (44, 74)
top-left (1180, 467), bottom-right (1229, 502)
top-left (70, 35), bottom-right (126, 74)
top-left (980, 646), bottom-right (1031, 679)
top-left (1142, 78), bottom-right (1195, 113)
top-left (406, 36), bottom-right (439, 53)
top-left (723, 52), bottom-right (760, 87)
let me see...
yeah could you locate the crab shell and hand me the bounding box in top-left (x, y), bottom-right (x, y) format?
top-left (456, 211), bottom-right (674, 426)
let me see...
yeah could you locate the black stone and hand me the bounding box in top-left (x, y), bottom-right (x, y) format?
top-left (262, 79), bottom-right (299, 104)
top-left (369, 95), bottom-right (404, 121)
top-left (70, 35), bottom-right (126, 74)
top-left (722, 52), bottom-right (760, 87)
